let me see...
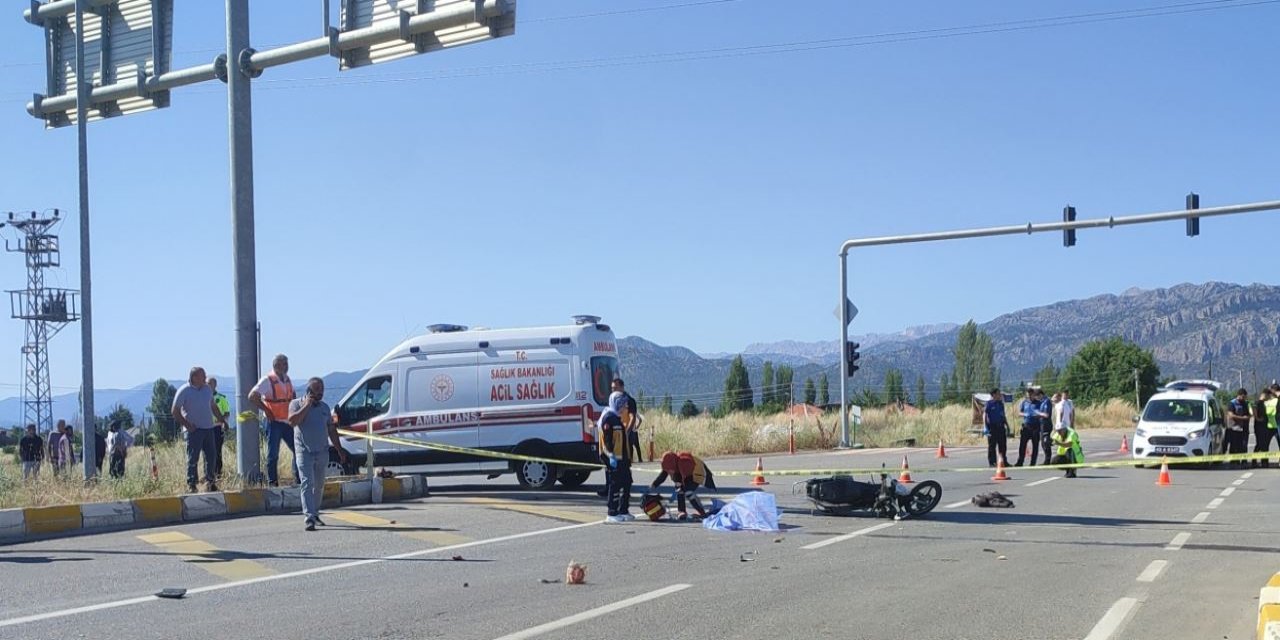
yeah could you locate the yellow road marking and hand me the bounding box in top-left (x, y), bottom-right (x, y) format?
top-left (326, 511), bottom-right (474, 547)
top-left (137, 531), bottom-right (276, 581)
top-left (460, 497), bottom-right (601, 524)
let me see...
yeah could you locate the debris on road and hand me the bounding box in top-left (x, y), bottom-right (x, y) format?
top-left (451, 555), bottom-right (464, 561)
top-left (982, 548), bottom-right (997, 554)
top-left (156, 588), bottom-right (186, 600)
top-left (566, 561), bottom-right (587, 585)
top-left (972, 492), bottom-right (1015, 508)
top-left (539, 578), bottom-right (561, 584)
top-left (740, 552), bottom-right (757, 562)
top-left (773, 537), bottom-right (784, 543)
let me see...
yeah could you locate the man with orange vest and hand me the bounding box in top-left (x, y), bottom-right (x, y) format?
top-left (249, 354), bottom-right (299, 486)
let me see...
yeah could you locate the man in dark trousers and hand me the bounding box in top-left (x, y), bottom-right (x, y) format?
top-left (598, 378), bottom-right (634, 523)
top-left (1015, 388), bottom-right (1043, 467)
top-left (19, 424), bottom-right (43, 480)
top-left (1253, 389), bottom-right (1272, 469)
top-left (984, 387), bottom-right (1010, 468)
top-left (649, 451), bottom-right (716, 520)
top-left (1227, 388), bottom-right (1252, 468)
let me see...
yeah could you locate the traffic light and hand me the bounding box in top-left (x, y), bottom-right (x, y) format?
top-left (845, 341), bottom-right (861, 377)
top-left (1186, 192), bottom-right (1200, 237)
top-left (1063, 205), bottom-right (1076, 247)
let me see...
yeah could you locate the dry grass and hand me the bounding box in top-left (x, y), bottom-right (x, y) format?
top-left (0, 441), bottom-right (299, 510)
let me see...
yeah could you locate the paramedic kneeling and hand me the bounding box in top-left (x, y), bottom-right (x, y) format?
top-left (1050, 423), bottom-right (1084, 478)
top-left (649, 451), bottom-right (716, 520)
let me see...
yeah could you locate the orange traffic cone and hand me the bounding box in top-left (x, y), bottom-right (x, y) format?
top-left (750, 457), bottom-right (769, 486)
top-left (935, 439), bottom-right (948, 459)
top-left (1119, 435), bottom-right (1130, 454)
top-left (991, 459), bottom-right (1010, 481)
top-left (898, 455), bottom-right (914, 484)
top-left (1155, 457), bottom-right (1172, 486)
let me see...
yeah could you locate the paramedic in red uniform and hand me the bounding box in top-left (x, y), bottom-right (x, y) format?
top-left (600, 378), bottom-right (634, 523)
top-left (249, 353), bottom-right (299, 486)
top-left (649, 451), bottom-right (716, 520)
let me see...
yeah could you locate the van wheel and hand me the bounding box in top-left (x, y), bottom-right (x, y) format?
top-left (558, 469), bottom-right (592, 488)
top-left (516, 460), bottom-right (558, 490)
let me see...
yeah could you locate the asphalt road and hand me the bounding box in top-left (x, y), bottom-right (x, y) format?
top-left (1, 429), bottom-right (1276, 640)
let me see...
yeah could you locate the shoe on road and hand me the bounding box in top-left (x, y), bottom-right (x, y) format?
top-left (314, 516), bottom-right (326, 527)
top-left (603, 515), bottom-right (626, 524)
top-left (304, 519), bottom-right (316, 532)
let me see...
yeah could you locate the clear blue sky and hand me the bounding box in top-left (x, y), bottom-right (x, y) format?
top-left (0, 0), bottom-right (1277, 396)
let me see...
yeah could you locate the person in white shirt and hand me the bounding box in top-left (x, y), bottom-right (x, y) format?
top-left (105, 419), bottom-right (135, 479)
top-left (1058, 389), bottom-right (1075, 430)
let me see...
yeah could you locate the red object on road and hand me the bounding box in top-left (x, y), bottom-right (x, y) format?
top-left (1119, 435), bottom-right (1130, 453)
top-left (936, 439), bottom-right (948, 459)
top-left (1156, 458), bottom-right (1172, 486)
top-left (991, 459), bottom-right (1010, 481)
top-left (898, 455), bottom-right (914, 484)
top-left (750, 457), bottom-right (769, 486)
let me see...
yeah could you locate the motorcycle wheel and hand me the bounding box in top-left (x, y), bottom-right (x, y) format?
top-left (905, 481), bottom-right (942, 516)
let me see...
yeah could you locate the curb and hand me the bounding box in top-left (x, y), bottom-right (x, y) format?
top-left (1261, 572), bottom-right (1280, 640)
top-left (0, 475), bottom-right (427, 546)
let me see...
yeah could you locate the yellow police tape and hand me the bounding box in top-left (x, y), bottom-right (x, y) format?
top-left (335, 428), bottom-right (605, 470)
top-left (236, 411), bottom-right (258, 425)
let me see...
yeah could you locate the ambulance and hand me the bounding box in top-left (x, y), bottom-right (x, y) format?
top-left (331, 316), bottom-right (619, 489)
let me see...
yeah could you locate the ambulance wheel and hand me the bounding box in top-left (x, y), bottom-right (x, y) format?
top-left (516, 460), bottom-right (557, 489)
top-left (558, 469), bottom-right (592, 488)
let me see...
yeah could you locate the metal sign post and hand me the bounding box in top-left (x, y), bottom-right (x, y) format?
top-left (73, 0), bottom-right (95, 481)
top-left (836, 198), bottom-right (1280, 448)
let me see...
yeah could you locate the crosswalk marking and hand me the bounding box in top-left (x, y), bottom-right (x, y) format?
top-left (137, 531), bottom-right (277, 581)
top-left (325, 510), bottom-right (475, 547)
top-left (460, 497), bottom-right (602, 524)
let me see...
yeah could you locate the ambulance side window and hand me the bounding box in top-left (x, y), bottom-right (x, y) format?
top-left (336, 376), bottom-right (392, 426)
top-left (590, 356), bottom-right (618, 406)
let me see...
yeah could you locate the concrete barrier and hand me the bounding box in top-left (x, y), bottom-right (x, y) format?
top-left (322, 482), bottom-right (342, 508)
top-left (24, 505), bottom-right (82, 536)
top-left (132, 497), bottom-right (182, 525)
top-left (382, 477), bottom-right (403, 502)
top-left (81, 501), bottom-right (135, 529)
top-left (0, 508), bottom-right (26, 542)
top-left (341, 480), bottom-right (371, 505)
top-left (182, 494), bottom-right (228, 521)
top-left (1261, 572), bottom-right (1280, 640)
top-left (266, 486), bottom-right (302, 512)
top-left (224, 489), bottom-right (267, 515)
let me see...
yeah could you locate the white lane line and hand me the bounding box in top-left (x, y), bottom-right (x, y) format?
top-left (1165, 532), bottom-right (1191, 551)
top-left (1025, 476), bottom-right (1061, 487)
top-left (1242, 472), bottom-right (1254, 479)
top-left (1220, 487), bottom-right (1235, 497)
top-left (1190, 512), bottom-right (1210, 524)
top-left (802, 522), bottom-right (896, 551)
top-left (1083, 597), bottom-right (1139, 640)
top-left (1206, 498), bottom-right (1224, 509)
top-left (944, 500), bottom-right (970, 509)
top-left (492, 584), bottom-right (692, 640)
top-left (0, 520), bottom-right (600, 629)
top-left (1232, 479), bottom-right (1245, 486)
top-left (1136, 559), bottom-right (1168, 583)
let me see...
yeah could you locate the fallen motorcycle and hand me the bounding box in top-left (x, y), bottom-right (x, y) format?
top-left (799, 468), bottom-right (942, 519)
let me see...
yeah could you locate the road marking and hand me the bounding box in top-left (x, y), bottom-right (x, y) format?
top-left (1136, 559), bottom-right (1168, 583)
top-left (1165, 532), bottom-right (1191, 551)
top-left (325, 510), bottom-right (475, 547)
top-left (1083, 597), bottom-right (1139, 640)
top-left (491, 584), bottom-right (692, 640)
top-left (1025, 476), bottom-right (1061, 487)
top-left (1190, 512), bottom-right (1210, 524)
top-left (944, 500), bottom-right (970, 509)
top-left (0, 520), bottom-right (600, 630)
top-left (802, 522), bottom-right (895, 550)
top-left (1206, 498), bottom-right (1224, 509)
top-left (136, 531), bottom-right (276, 581)
top-left (1219, 487), bottom-right (1235, 497)
top-left (461, 497), bottom-right (601, 524)
top-left (1242, 472), bottom-right (1254, 479)
top-left (1232, 478), bottom-right (1245, 486)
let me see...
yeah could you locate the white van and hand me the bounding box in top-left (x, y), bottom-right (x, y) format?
top-left (331, 316), bottom-right (620, 489)
top-left (1131, 379), bottom-right (1227, 462)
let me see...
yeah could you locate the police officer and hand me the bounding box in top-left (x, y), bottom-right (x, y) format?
top-left (649, 451), bottom-right (717, 520)
top-left (983, 387), bottom-right (1010, 468)
top-left (1015, 388), bottom-right (1042, 467)
top-left (1226, 388), bottom-right (1251, 468)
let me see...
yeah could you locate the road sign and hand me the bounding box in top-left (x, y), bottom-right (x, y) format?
top-left (28, 0), bottom-right (173, 128)
top-left (833, 298), bottom-right (857, 325)
top-left (339, 0), bottom-right (516, 70)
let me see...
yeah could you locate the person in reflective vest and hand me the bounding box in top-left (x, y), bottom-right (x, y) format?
top-left (1050, 423), bottom-right (1084, 478)
top-left (1259, 385), bottom-right (1280, 468)
top-left (249, 354), bottom-right (298, 486)
top-left (210, 377), bottom-right (232, 478)
top-left (649, 451), bottom-right (717, 520)
top-left (598, 378), bottom-right (634, 523)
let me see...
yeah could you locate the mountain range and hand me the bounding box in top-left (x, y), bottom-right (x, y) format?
top-left (4, 282), bottom-right (1277, 424)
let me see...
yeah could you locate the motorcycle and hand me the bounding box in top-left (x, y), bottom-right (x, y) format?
top-left (798, 467), bottom-right (942, 519)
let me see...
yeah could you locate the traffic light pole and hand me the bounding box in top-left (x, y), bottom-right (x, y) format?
top-left (836, 197), bottom-right (1280, 449)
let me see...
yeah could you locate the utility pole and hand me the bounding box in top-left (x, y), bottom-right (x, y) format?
top-left (73, 0), bottom-right (96, 481)
top-left (1133, 368), bottom-right (1140, 411)
top-left (2, 211), bottom-right (80, 436)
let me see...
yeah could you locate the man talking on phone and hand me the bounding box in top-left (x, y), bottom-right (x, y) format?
top-left (288, 377), bottom-right (347, 531)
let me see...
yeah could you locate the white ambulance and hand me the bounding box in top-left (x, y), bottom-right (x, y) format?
top-left (331, 316), bottom-right (619, 489)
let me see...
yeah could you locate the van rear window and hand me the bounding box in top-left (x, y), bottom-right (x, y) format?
top-left (591, 356), bottom-right (619, 406)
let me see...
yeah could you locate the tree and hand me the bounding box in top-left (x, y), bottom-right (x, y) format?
top-left (761, 361), bottom-right (776, 407)
top-left (679, 399), bottom-right (699, 418)
top-left (949, 320), bottom-right (999, 398)
top-left (803, 378), bottom-right (817, 405)
top-left (1033, 360), bottom-right (1062, 392)
top-left (939, 373), bottom-right (954, 405)
top-left (817, 373), bottom-right (829, 407)
top-left (148, 378), bottom-right (178, 441)
top-left (660, 394), bottom-right (673, 415)
top-left (883, 368), bottom-right (906, 405)
top-left (1063, 337), bottom-right (1161, 405)
top-left (721, 355), bottom-right (754, 413)
top-left (914, 374), bottom-right (927, 408)
top-left (776, 365), bottom-right (795, 406)
top-left (106, 404), bottom-right (135, 430)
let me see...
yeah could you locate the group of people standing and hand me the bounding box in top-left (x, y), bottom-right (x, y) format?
top-left (985, 386), bottom-right (1084, 477)
top-left (1227, 385), bottom-right (1280, 468)
top-left (17, 418), bottom-right (135, 480)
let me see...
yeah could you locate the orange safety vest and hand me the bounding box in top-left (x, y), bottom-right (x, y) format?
top-left (263, 373), bottom-right (295, 422)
